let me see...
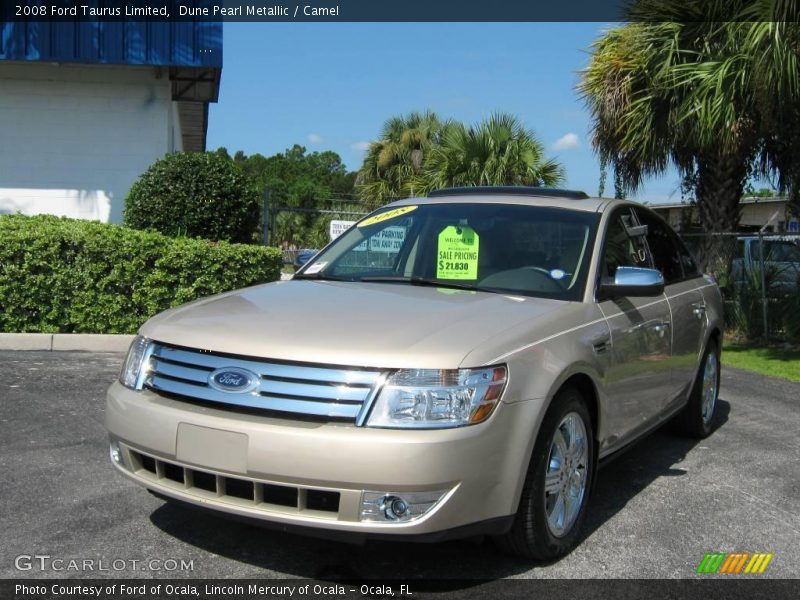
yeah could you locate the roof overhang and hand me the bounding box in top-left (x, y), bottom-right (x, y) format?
top-left (169, 66), bottom-right (220, 151)
top-left (177, 102), bottom-right (209, 153)
top-left (169, 66), bottom-right (221, 103)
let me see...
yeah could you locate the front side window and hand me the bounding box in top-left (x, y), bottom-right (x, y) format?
top-left (297, 203), bottom-right (600, 301)
top-left (600, 208), bottom-right (652, 282)
top-left (634, 208), bottom-right (685, 283)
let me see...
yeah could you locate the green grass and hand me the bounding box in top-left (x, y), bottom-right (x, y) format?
top-left (722, 343), bottom-right (800, 382)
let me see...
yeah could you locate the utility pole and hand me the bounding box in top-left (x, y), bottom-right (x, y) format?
top-left (262, 188), bottom-right (270, 246)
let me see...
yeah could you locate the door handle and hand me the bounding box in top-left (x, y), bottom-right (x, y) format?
top-left (692, 302), bottom-right (707, 317)
top-left (651, 321), bottom-right (670, 335)
top-left (592, 337), bottom-right (612, 355)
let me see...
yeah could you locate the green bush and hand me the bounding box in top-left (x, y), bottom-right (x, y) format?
top-left (124, 152), bottom-right (261, 243)
top-left (0, 214), bottom-right (282, 334)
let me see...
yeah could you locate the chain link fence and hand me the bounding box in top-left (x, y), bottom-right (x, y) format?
top-left (680, 232), bottom-right (800, 342)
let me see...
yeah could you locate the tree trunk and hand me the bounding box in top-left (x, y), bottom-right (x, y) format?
top-left (693, 152), bottom-right (749, 286)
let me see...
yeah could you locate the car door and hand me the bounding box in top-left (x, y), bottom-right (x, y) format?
top-left (597, 207), bottom-right (673, 448)
top-left (635, 208), bottom-right (707, 411)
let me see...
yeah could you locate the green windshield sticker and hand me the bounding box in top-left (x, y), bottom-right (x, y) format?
top-left (437, 226), bottom-right (480, 280)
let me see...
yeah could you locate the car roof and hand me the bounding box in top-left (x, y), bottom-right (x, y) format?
top-left (384, 186), bottom-right (618, 213)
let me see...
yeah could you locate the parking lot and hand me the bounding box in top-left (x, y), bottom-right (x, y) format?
top-left (1, 350), bottom-right (798, 580)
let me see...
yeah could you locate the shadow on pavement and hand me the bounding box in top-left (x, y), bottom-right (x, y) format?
top-left (580, 399), bottom-right (730, 542)
top-left (149, 400), bottom-right (731, 583)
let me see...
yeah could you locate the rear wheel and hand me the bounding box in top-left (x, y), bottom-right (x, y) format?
top-left (673, 340), bottom-right (720, 438)
top-left (494, 387), bottom-right (594, 560)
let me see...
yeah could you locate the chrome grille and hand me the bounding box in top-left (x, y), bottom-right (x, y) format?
top-left (142, 343), bottom-right (383, 422)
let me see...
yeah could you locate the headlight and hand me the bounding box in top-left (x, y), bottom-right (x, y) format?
top-left (366, 366), bottom-right (506, 428)
top-left (119, 335), bottom-right (151, 390)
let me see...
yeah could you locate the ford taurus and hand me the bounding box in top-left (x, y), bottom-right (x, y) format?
top-left (106, 186), bottom-right (723, 559)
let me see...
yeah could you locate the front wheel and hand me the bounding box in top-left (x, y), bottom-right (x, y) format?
top-left (494, 387), bottom-right (594, 560)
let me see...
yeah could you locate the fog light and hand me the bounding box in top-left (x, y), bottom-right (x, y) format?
top-left (109, 441), bottom-right (123, 466)
top-left (387, 497), bottom-right (409, 519)
top-left (360, 489), bottom-right (449, 523)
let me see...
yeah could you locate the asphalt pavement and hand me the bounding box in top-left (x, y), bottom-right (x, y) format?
top-left (1, 351), bottom-right (798, 580)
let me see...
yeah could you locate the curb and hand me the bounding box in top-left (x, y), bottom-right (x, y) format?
top-left (0, 333), bottom-right (135, 352)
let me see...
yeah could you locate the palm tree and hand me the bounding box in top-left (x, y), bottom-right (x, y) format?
top-left (579, 0), bottom-right (800, 278)
top-left (414, 113), bottom-right (564, 194)
top-left (356, 111), bottom-right (448, 209)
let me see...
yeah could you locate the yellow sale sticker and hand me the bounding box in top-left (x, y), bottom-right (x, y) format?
top-left (437, 225), bottom-right (480, 280)
top-left (357, 205), bottom-right (417, 228)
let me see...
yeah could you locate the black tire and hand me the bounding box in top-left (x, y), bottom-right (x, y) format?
top-left (672, 339), bottom-right (721, 438)
top-left (494, 387), bottom-right (595, 560)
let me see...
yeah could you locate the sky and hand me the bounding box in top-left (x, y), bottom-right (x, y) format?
top-left (207, 22), bottom-right (687, 204)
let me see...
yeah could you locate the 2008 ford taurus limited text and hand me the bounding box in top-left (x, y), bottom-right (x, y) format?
top-left (107, 186), bottom-right (723, 559)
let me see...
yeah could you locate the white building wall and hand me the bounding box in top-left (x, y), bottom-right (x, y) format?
top-left (0, 63), bottom-right (176, 223)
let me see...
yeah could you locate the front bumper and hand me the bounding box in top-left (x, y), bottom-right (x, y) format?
top-left (106, 381), bottom-right (542, 537)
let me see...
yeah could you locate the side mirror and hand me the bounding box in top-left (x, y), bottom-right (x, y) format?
top-left (601, 266), bottom-right (665, 298)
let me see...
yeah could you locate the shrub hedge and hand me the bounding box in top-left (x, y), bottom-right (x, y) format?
top-left (0, 214), bottom-right (282, 334)
top-left (123, 152), bottom-right (261, 243)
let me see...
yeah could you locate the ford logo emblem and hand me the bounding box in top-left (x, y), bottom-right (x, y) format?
top-left (208, 367), bottom-right (259, 394)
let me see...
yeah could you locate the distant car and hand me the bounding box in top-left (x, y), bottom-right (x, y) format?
top-left (293, 249), bottom-right (318, 270)
top-left (731, 236), bottom-right (800, 294)
top-left (107, 187), bottom-right (723, 560)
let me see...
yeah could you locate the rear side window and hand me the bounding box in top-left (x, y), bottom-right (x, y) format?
top-left (675, 236), bottom-right (700, 277)
top-left (634, 208), bottom-right (685, 283)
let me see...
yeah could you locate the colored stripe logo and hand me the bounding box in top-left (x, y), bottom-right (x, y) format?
top-left (697, 552), bottom-right (773, 574)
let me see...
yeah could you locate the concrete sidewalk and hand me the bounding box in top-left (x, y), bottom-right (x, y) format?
top-left (0, 333), bottom-right (134, 352)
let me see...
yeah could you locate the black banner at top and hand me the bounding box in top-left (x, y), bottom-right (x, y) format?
top-left (2, 0), bottom-right (796, 23)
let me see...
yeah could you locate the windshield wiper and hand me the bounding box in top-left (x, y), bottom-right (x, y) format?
top-left (360, 276), bottom-right (480, 292)
top-left (293, 273), bottom-right (351, 281)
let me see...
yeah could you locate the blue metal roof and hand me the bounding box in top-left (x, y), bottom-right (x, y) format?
top-left (0, 21), bottom-right (222, 68)
top-left (1, 19), bottom-right (222, 148)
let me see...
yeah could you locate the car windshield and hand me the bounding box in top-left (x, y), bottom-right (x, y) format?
top-left (296, 203), bottom-right (599, 301)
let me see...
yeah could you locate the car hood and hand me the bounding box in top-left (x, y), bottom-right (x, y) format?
top-left (139, 280), bottom-right (569, 369)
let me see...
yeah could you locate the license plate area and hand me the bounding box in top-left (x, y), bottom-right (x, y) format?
top-left (176, 423), bottom-right (248, 473)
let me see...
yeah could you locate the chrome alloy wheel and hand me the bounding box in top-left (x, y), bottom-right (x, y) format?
top-left (701, 350), bottom-right (719, 425)
top-left (544, 412), bottom-right (589, 537)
